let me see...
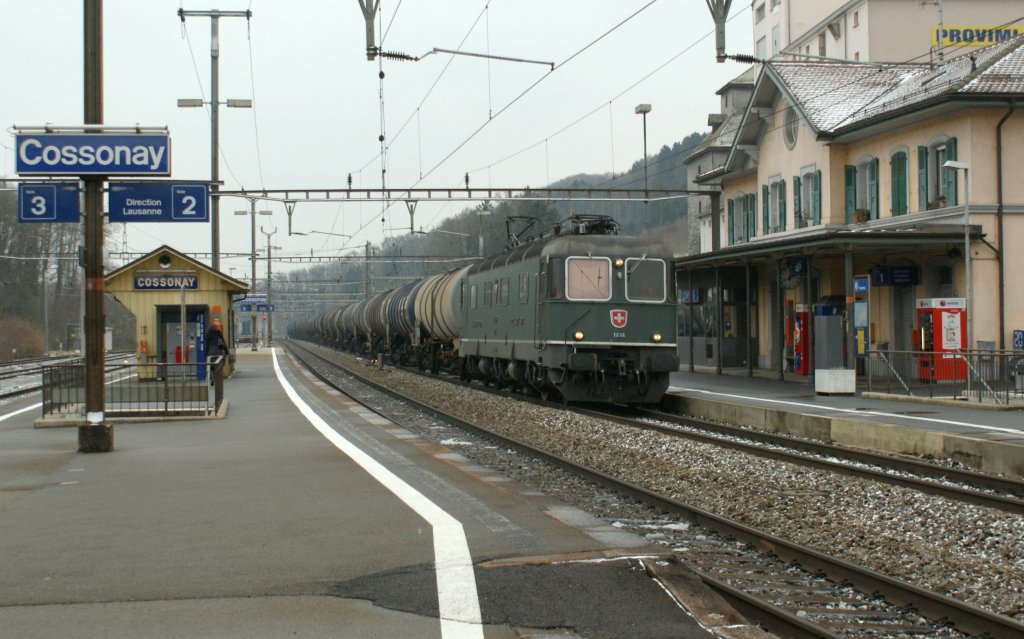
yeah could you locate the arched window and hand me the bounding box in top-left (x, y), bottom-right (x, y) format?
top-left (783, 107), bottom-right (799, 149)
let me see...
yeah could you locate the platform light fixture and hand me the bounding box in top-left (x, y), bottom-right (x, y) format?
top-left (943, 159), bottom-right (972, 351)
top-left (235, 206), bottom-right (272, 351)
top-left (635, 103), bottom-right (652, 198)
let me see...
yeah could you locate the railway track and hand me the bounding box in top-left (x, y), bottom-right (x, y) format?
top-left (0, 352), bottom-right (135, 402)
top-left (284, 340), bottom-right (1024, 639)
top-left (578, 405), bottom-right (1024, 516)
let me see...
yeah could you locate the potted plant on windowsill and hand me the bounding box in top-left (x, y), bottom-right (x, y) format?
top-left (853, 208), bottom-right (870, 224)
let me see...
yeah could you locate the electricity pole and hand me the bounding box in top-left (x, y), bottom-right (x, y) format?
top-left (80, 0), bottom-right (112, 452)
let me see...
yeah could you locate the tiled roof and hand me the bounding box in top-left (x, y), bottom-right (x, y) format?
top-left (768, 35), bottom-right (1024, 135)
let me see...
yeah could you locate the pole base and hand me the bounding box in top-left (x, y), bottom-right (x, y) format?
top-left (78, 424), bottom-right (113, 453)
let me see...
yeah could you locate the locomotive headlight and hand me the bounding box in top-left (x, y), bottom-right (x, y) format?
top-left (614, 258), bottom-right (625, 268)
top-left (573, 330), bottom-right (585, 341)
top-left (651, 332), bottom-right (663, 343)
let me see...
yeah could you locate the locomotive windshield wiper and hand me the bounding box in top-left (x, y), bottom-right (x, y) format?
top-left (628, 253), bottom-right (648, 274)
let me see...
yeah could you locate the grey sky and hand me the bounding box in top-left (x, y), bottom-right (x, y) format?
top-left (1, 0), bottom-right (752, 276)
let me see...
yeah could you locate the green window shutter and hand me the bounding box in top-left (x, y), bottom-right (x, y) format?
top-left (742, 193), bottom-right (750, 241)
top-left (845, 165), bottom-right (857, 223)
top-left (727, 199), bottom-right (735, 246)
top-left (793, 176), bottom-right (802, 226)
top-left (944, 137), bottom-right (958, 206)
top-left (762, 184), bottom-right (770, 235)
top-left (868, 158), bottom-right (879, 219)
top-left (749, 193), bottom-right (757, 240)
top-left (891, 152), bottom-right (907, 215)
top-left (812, 170), bottom-right (821, 225)
top-left (917, 146), bottom-right (929, 211)
top-left (778, 180), bottom-right (787, 231)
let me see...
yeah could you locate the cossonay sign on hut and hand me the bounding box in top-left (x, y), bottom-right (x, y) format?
top-left (133, 272), bottom-right (199, 290)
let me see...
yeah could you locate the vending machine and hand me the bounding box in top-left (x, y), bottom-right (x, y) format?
top-left (793, 304), bottom-right (810, 375)
top-left (915, 298), bottom-right (966, 382)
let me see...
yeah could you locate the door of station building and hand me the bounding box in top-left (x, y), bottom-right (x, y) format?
top-left (157, 306), bottom-right (208, 378)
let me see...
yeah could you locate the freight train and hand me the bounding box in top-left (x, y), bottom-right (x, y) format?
top-left (288, 215), bottom-right (679, 404)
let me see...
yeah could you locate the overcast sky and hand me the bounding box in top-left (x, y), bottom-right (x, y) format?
top-left (1, 0), bottom-right (753, 277)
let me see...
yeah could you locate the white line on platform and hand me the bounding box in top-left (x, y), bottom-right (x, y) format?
top-left (271, 348), bottom-right (484, 639)
top-left (669, 386), bottom-right (1024, 436)
top-left (0, 402), bottom-right (42, 422)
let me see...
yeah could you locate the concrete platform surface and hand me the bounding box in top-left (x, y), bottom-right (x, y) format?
top-left (667, 367), bottom-right (1024, 477)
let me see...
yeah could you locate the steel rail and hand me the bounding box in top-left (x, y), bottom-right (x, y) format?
top-left (635, 406), bottom-right (1024, 496)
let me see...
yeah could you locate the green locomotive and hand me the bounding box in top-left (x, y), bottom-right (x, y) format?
top-left (290, 215), bottom-right (679, 404)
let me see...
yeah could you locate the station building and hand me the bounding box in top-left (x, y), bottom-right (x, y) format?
top-left (679, 30), bottom-right (1024, 384)
top-left (104, 245), bottom-right (248, 379)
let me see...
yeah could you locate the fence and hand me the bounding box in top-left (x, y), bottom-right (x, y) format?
top-left (42, 357), bottom-right (225, 419)
top-left (865, 349), bottom-right (1024, 405)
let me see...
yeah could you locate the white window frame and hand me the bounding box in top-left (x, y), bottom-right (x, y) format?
top-left (624, 258), bottom-right (668, 304)
top-left (564, 256), bottom-right (613, 302)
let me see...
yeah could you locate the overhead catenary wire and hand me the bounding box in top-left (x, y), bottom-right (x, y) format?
top-left (246, 17), bottom-right (267, 190)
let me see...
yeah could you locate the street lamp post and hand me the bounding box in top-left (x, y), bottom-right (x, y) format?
top-left (177, 8), bottom-right (251, 272)
top-left (477, 208), bottom-right (491, 257)
top-left (261, 225), bottom-right (280, 346)
top-left (635, 103), bottom-right (652, 198)
top-left (944, 160), bottom-right (972, 350)
top-left (235, 203), bottom-right (272, 351)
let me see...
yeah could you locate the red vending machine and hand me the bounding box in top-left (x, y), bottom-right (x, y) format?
top-left (793, 304), bottom-right (810, 375)
top-left (915, 298), bottom-right (967, 382)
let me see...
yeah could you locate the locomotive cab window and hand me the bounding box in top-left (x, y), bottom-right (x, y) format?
top-left (565, 256), bottom-right (612, 301)
top-left (518, 272), bottom-right (529, 304)
top-left (547, 258), bottom-right (565, 300)
top-left (625, 258), bottom-right (667, 302)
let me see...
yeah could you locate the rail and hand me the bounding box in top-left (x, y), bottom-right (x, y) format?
top-left (865, 349), bottom-right (1024, 406)
top-left (41, 357), bottom-right (225, 418)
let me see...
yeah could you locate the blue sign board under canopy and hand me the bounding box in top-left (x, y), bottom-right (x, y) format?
top-left (870, 265), bottom-right (920, 287)
top-left (853, 275), bottom-right (870, 294)
top-left (17, 182), bottom-right (80, 223)
top-left (15, 133), bottom-right (170, 176)
top-left (133, 271), bottom-right (199, 290)
top-left (108, 182), bottom-right (209, 222)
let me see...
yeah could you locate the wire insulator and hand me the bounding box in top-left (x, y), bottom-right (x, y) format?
top-left (379, 50), bottom-right (416, 62)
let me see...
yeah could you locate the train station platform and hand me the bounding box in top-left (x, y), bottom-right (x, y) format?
top-left (666, 367), bottom-right (1024, 479)
top-left (0, 350), bottom-right (749, 639)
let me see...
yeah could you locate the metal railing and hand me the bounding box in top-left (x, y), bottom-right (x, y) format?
top-left (42, 357), bottom-right (225, 418)
top-left (865, 349), bottom-right (1024, 405)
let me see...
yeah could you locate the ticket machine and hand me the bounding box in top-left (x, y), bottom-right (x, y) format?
top-left (915, 298), bottom-right (966, 382)
top-left (793, 304), bottom-right (810, 375)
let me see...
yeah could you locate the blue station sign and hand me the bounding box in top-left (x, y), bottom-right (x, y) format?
top-left (15, 133), bottom-right (171, 176)
top-left (108, 182), bottom-right (209, 223)
top-left (17, 182), bottom-right (80, 223)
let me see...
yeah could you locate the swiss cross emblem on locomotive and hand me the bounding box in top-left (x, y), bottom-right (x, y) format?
top-left (610, 309), bottom-right (628, 328)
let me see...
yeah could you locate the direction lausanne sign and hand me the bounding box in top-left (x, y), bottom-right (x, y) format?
top-left (108, 182), bottom-right (209, 223)
top-left (15, 133), bottom-right (170, 176)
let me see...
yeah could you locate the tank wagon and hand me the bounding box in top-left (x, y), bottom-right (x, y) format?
top-left (288, 215), bottom-right (679, 404)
